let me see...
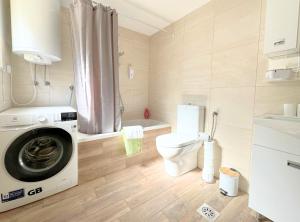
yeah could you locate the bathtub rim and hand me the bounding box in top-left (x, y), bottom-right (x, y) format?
top-left (77, 121), bottom-right (171, 143)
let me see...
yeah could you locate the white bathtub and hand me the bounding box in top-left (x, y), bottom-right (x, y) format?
top-left (77, 119), bottom-right (170, 143)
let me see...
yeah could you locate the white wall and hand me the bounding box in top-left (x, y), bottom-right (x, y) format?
top-left (0, 0), bottom-right (12, 111)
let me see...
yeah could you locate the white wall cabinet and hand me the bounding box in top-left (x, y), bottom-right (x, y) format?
top-left (264, 0), bottom-right (300, 57)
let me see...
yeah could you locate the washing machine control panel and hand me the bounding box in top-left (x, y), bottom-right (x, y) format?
top-left (61, 112), bottom-right (77, 122)
top-left (53, 112), bottom-right (77, 122)
top-left (0, 107), bottom-right (77, 127)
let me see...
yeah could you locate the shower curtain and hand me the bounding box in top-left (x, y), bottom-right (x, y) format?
top-left (70, 0), bottom-right (121, 134)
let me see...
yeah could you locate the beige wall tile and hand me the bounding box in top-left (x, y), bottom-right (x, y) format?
top-left (184, 17), bottom-right (214, 57)
top-left (213, 0), bottom-right (254, 15)
top-left (198, 124), bottom-right (252, 191)
top-left (182, 54), bottom-right (212, 91)
top-left (215, 124), bottom-right (252, 191)
top-left (210, 87), bottom-right (255, 130)
top-left (149, 0), bottom-right (262, 192)
top-left (212, 43), bottom-right (258, 88)
top-left (50, 86), bottom-right (73, 106)
top-left (213, 0), bottom-right (261, 52)
top-left (12, 84), bottom-right (50, 106)
top-left (184, 1), bottom-right (215, 27)
top-left (255, 86), bottom-right (300, 116)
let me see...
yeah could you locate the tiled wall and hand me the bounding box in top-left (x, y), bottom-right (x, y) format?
top-left (149, 0), bottom-right (300, 192)
top-left (0, 0), bottom-right (12, 111)
top-left (119, 28), bottom-right (150, 120)
top-left (10, 9), bottom-right (150, 120)
top-left (10, 9), bottom-right (74, 107)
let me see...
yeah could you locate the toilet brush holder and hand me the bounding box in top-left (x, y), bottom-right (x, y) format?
top-left (202, 140), bottom-right (215, 183)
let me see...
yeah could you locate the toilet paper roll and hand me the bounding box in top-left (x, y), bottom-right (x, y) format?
top-left (284, 104), bottom-right (297, 117)
top-left (202, 141), bottom-right (215, 184)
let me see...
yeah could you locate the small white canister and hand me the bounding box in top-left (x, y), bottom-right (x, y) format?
top-left (219, 167), bottom-right (240, 197)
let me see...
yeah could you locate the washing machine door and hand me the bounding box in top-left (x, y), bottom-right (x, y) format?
top-left (5, 127), bottom-right (73, 182)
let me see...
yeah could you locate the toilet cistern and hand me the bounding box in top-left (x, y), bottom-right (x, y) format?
top-left (156, 105), bottom-right (205, 176)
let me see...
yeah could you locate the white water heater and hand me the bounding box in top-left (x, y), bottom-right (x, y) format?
top-left (10, 0), bottom-right (61, 65)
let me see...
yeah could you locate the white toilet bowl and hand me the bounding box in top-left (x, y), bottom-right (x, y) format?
top-left (156, 133), bottom-right (202, 176)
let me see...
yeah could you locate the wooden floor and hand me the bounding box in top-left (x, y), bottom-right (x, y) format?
top-left (0, 159), bottom-right (259, 222)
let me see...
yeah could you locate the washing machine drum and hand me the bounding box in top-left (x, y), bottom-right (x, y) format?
top-left (5, 128), bottom-right (73, 182)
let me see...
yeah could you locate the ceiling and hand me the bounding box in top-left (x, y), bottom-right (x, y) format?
top-left (61, 0), bottom-right (210, 36)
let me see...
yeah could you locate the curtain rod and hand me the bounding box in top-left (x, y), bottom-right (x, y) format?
top-left (91, 0), bottom-right (168, 33)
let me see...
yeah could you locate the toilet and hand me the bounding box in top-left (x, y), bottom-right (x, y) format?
top-left (156, 105), bottom-right (205, 176)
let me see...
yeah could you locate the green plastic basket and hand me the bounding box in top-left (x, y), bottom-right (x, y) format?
top-left (121, 131), bottom-right (143, 156)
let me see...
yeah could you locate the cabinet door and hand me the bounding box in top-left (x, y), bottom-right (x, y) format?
top-left (264, 0), bottom-right (300, 56)
top-left (249, 145), bottom-right (300, 222)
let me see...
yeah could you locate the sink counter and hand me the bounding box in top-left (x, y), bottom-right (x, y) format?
top-left (254, 115), bottom-right (300, 140)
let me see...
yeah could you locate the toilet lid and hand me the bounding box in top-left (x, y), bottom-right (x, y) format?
top-left (156, 133), bottom-right (198, 148)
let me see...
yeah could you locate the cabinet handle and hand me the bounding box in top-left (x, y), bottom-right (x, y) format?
top-left (287, 161), bottom-right (300, 170)
top-left (274, 39), bottom-right (285, 46)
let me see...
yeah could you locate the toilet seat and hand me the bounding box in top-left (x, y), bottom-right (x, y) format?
top-left (156, 133), bottom-right (199, 148)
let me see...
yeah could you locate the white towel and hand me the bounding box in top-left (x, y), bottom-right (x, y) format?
top-left (122, 125), bottom-right (144, 139)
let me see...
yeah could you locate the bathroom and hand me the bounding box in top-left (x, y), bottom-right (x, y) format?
top-left (0, 0), bottom-right (299, 221)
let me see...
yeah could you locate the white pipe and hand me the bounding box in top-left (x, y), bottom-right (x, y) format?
top-left (10, 64), bottom-right (37, 106)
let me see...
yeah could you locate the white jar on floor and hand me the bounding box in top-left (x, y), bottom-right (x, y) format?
top-left (219, 167), bottom-right (240, 197)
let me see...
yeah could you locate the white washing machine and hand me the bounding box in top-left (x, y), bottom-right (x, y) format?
top-left (0, 106), bottom-right (78, 212)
